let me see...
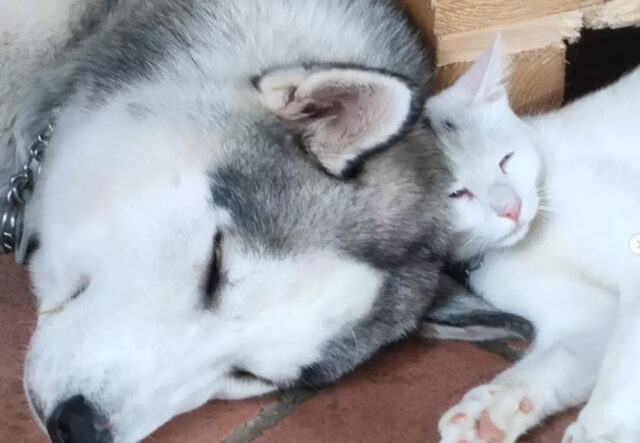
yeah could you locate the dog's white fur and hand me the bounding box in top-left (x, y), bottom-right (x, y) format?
top-left (2, 1), bottom-right (450, 441)
top-left (3, 3), bottom-right (538, 441)
top-left (425, 38), bottom-right (640, 442)
top-left (23, 55), bottom-right (394, 443)
top-left (0, 0), bottom-right (77, 179)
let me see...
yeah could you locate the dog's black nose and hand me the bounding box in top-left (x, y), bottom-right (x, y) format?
top-left (47, 395), bottom-right (111, 443)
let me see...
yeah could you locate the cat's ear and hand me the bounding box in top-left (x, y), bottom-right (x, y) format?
top-left (452, 35), bottom-right (509, 104)
top-left (255, 67), bottom-right (419, 178)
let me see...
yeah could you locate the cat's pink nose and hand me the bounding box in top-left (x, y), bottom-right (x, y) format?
top-left (498, 201), bottom-right (522, 222)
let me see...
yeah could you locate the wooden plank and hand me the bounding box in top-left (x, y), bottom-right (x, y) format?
top-left (435, 10), bottom-right (583, 66)
top-left (433, 44), bottom-right (567, 115)
top-left (584, 0), bottom-right (640, 29)
top-left (412, 0), bottom-right (605, 35)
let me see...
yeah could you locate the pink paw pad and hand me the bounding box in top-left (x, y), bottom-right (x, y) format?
top-left (477, 411), bottom-right (506, 443)
top-left (519, 398), bottom-right (533, 414)
top-left (450, 413), bottom-right (467, 424)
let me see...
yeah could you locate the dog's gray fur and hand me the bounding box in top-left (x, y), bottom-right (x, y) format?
top-left (2, 1), bottom-right (531, 441)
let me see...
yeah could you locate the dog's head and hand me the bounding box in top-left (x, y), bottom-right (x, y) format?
top-left (5, 3), bottom-right (539, 437)
top-left (1, 1), bottom-right (532, 441)
top-left (19, 58), bottom-right (453, 441)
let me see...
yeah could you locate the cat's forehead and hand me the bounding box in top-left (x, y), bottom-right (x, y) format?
top-left (425, 89), bottom-right (522, 171)
top-left (435, 111), bottom-right (510, 159)
top-left (427, 91), bottom-right (505, 134)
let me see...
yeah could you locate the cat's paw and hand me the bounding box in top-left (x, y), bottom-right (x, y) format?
top-left (562, 423), bottom-right (611, 443)
top-left (562, 417), bottom-right (638, 443)
top-left (438, 384), bottom-right (538, 443)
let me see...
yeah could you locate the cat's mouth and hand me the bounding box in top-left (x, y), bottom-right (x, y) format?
top-left (497, 222), bottom-right (530, 248)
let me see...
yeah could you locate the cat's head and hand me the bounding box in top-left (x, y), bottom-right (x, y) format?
top-left (424, 36), bottom-right (543, 260)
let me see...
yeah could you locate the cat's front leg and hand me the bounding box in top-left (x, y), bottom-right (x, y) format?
top-left (439, 329), bottom-right (608, 443)
top-left (440, 255), bottom-right (617, 443)
top-left (563, 280), bottom-right (640, 443)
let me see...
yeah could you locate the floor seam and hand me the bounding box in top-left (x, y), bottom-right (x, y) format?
top-left (220, 389), bottom-right (316, 443)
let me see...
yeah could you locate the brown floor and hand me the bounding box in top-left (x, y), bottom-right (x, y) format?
top-left (0, 255), bottom-right (575, 442)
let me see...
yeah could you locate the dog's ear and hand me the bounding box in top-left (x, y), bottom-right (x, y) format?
top-left (255, 67), bottom-right (419, 178)
top-left (419, 274), bottom-right (534, 343)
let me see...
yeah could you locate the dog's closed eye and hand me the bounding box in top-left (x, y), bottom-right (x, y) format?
top-left (203, 232), bottom-right (224, 305)
top-left (230, 367), bottom-right (274, 386)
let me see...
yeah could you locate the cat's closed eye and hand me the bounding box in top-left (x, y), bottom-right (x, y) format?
top-left (449, 189), bottom-right (472, 199)
top-left (500, 152), bottom-right (514, 172)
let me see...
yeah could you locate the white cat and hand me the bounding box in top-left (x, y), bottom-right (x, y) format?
top-left (424, 36), bottom-right (640, 443)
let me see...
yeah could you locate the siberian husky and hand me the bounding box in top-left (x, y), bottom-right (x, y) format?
top-left (1, 1), bottom-right (530, 441)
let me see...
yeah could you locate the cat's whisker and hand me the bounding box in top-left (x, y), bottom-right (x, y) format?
top-left (459, 232), bottom-right (488, 257)
top-left (537, 205), bottom-right (556, 214)
top-left (536, 187), bottom-right (558, 215)
top-left (457, 227), bottom-right (505, 258)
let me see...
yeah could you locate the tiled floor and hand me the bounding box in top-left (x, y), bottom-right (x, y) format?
top-left (0, 256), bottom-right (574, 442)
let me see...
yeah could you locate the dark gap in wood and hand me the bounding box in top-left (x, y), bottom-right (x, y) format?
top-left (565, 26), bottom-right (640, 103)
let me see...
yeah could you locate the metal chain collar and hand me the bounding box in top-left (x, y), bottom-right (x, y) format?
top-left (1, 123), bottom-right (54, 257)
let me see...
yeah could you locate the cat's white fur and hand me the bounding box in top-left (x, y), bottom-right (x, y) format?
top-left (425, 36), bottom-right (640, 443)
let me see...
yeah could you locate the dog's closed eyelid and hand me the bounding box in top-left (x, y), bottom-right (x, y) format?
top-left (203, 232), bottom-right (224, 305)
top-left (442, 119), bottom-right (458, 132)
top-left (230, 367), bottom-right (274, 386)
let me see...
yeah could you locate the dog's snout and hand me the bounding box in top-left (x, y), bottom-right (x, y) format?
top-left (46, 395), bottom-right (111, 443)
top-left (25, 385), bottom-right (46, 423)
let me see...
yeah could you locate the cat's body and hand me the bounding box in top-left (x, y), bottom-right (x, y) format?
top-left (478, 65), bottom-right (640, 320)
top-left (425, 38), bottom-right (640, 442)
top-left (528, 69), bottom-right (639, 283)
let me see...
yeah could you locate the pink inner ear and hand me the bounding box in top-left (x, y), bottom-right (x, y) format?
top-left (257, 67), bottom-right (414, 177)
top-left (453, 35), bottom-right (508, 103)
top-left (304, 86), bottom-right (359, 118)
